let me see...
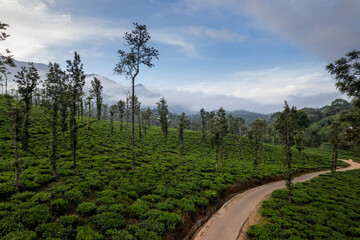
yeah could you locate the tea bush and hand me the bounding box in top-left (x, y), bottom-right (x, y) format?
top-left (247, 170), bottom-right (360, 239)
top-left (0, 95), bottom-right (354, 239)
top-left (77, 202), bottom-right (97, 216)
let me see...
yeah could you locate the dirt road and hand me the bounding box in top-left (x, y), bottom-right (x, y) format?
top-left (191, 160), bottom-right (360, 240)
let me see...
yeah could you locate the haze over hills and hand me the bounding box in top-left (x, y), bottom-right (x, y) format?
top-left (3, 60), bottom-right (345, 117)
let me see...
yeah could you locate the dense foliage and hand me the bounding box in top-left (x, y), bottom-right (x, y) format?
top-left (247, 169), bottom-right (360, 239)
top-left (0, 94), bottom-right (349, 239)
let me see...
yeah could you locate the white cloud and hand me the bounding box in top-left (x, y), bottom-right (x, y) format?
top-left (151, 31), bottom-right (197, 57)
top-left (0, 0), bottom-right (127, 62)
top-left (189, 26), bottom-right (246, 42)
top-left (0, 0), bottom-right (197, 62)
top-left (178, 66), bottom-right (337, 105)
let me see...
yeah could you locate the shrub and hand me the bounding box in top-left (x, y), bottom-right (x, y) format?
top-left (56, 215), bottom-right (80, 228)
top-left (127, 199), bottom-right (150, 218)
top-left (166, 188), bottom-right (183, 199)
top-left (78, 202), bottom-right (97, 216)
top-left (204, 190), bottom-right (219, 202)
top-left (108, 204), bottom-right (124, 214)
top-left (21, 180), bottom-right (40, 191)
top-left (106, 229), bottom-right (134, 240)
top-left (34, 174), bottom-right (54, 185)
top-left (18, 205), bottom-right (52, 229)
top-left (0, 183), bottom-right (17, 199)
top-left (142, 194), bottom-right (162, 203)
top-left (64, 189), bottom-right (83, 206)
top-left (11, 191), bottom-right (35, 202)
top-left (179, 198), bottom-right (195, 214)
top-left (50, 198), bottom-right (69, 215)
top-left (191, 196), bottom-right (209, 209)
top-left (96, 196), bottom-right (117, 206)
top-left (157, 212), bottom-right (183, 232)
top-left (76, 225), bottom-right (103, 240)
top-left (89, 179), bottom-right (104, 191)
top-left (138, 219), bottom-right (165, 236)
top-left (157, 201), bottom-right (174, 211)
top-left (134, 228), bottom-right (161, 240)
top-left (35, 222), bottom-right (68, 239)
top-left (3, 230), bottom-right (37, 240)
top-left (31, 192), bottom-right (52, 203)
top-left (92, 212), bottom-right (126, 232)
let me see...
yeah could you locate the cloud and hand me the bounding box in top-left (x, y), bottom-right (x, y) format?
top-left (177, 66), bottom-right (338, 106)
top-left (189, 26), bottom-right (246, 42)
top-left (0, 0), bottom-right (197, 62)
top-left (151, 31), bottom-right (197, 57)
top-left (182, 0), bottom-right (360, 60)
top-left (0, 0), bottom-right (126, 62)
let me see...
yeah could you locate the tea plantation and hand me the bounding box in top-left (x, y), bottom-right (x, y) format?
top-left (247, 170), bottom-right (360, 239)
top-left (0, 95), bottom-right (351, 240)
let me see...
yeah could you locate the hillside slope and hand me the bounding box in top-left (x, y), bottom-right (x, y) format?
top-left (0, 95), bottom-right (350, 240)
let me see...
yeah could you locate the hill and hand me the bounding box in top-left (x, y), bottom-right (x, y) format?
top-left (0, 94), bottom-right (356, 239)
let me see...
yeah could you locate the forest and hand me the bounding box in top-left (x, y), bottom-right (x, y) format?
top-left (1, 21), bottom-right (360, 240)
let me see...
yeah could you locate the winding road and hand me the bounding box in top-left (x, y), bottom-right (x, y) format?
top-left (191, 160), bottom-right (360, 240)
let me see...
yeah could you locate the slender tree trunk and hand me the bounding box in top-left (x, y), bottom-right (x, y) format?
top-left (50, 101), bottom-right (58, 177)
top-left (71, 97), bottom-right (77, 169)
top-left (215, 148), bottom-right (218, 171)
top-left (14, 112), bottom-right (19, 188)
top-left (261, 138), bottom-right (264, 163)
top-left (87, 102), bottom-right (91, 129)
top-left (220, 144), bottom-right (223, 167)
top-left (5, 74), bottom-right (8, 95)
top-left (131, 77), bottom-right (135, 171)
top-left (331, 146), bottom-right (338, 176)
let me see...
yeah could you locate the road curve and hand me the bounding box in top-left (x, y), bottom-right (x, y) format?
top-left (191, 160), bottom-right (360, 240)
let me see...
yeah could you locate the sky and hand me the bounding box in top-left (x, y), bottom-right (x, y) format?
top-left (1, 0), bottom-right (359, 113)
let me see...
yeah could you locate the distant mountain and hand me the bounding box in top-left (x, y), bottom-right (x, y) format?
top-left (4, 60), bottom-right (285, 117)
top-left (4, 60), bottom-right (161, 105)
top-left (186, 109), bottom-right (271, 124)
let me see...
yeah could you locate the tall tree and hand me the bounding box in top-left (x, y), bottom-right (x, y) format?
top-left (137, 101), bottom-right (142, 141)
top-left (253, 119), bottom-right (267, 167)
top-left (157, 97), bottom-right (168, 141)
top-left (90, 77), bottom-right (103, 121)
top-left (209, 108), bottom-right (228, 170)
top-left (14, 63), bottom-right (39, 151)
top-left (109, 104), bottom-right (117, 138)
top-left (125, 95), bottom-right (130, 136)
top-left (114, 23), bottom-right (159, 171)
top-left (0, 22), bottom-right (16, 95)
top-left (326, 50), bottom-right (360, 99)
top-left (275, 101), bottom-right (298, 204)
top-left (117, 99), bottom-right (125, 132)
top-left (86, 95), bottom-right (93, 129)
top-left (103, 104), bottom-right (108, 120)
top-left (6, 97), bottom-right (24, 188)
top-left (200, 108), bottom-right (208, 141)
top-left (178, 112), bottom-right (187, 164)
top-left (142, 106), bottom-right (152, 135)
top-left (44, 62), bottom-right (66, 177)
top-left (329, 118), bottom-right (343, 176)
top-left (236, 117), bottom-right (245, 161)
top-left (60, 87), bottom-right (70, 140)
top-left (294, 110), bottom-right (310, 163)
top-left (66, 52), bottom-right (85, 169)
top-left (327, 50), bottom-right (360, 156)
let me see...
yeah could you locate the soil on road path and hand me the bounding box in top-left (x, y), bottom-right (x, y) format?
top-left (191, 160), bottom-right (360, 240)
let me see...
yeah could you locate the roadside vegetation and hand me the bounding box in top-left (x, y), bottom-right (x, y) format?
top-left (247, 169), bottom-right (360, 239)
